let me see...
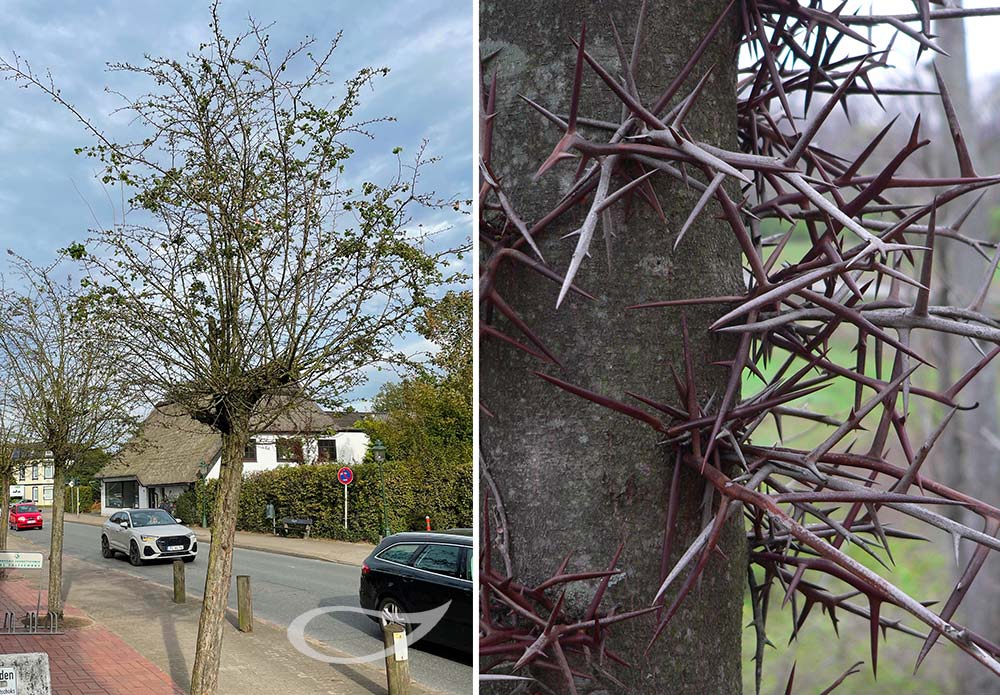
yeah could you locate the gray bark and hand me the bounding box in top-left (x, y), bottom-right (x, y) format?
top-left (0, 471), bottom-right (9, 581)
top-left (46, 462), bottom-right (66, 617)
top-left (190, 426), bottom-right (247, 695)
top-left (481, 1), bottom-right (746, 692)
top-left (933, 7), bottom-right (1000, 694)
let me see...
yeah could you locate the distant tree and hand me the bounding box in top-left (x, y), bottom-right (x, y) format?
top-left (416, 289), bottom-right (473, 395)
top-left (0, 254), bottom-right (136, 616)
top-left (65, 448), bottom-right (111, 488)
top-left (361, 290), bottom-right (472, 527)
top-left (0, 385), bottom-right (25, 581)
top-left (1, 4), bottom-right (465, 692)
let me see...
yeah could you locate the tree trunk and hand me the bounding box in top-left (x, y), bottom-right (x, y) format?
top-left (933, 8), bottom-right (1000, 693)
top-left (190, 426), bottom-right (247, 695)
top-left (0, 470), bottom-right (9, 581)
top-left (47, 462), bottom-right (66, 617)
top-left (480, 2), bottom-right (746, 692)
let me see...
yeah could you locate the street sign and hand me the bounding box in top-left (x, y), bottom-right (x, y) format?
top-left (0, 552), bottom-right (43, 570)
top-left (0, 667), bottom-right (16, 695)
top-left (0, 653), bottom-right (51, 694)
top-left (337, 467), bottom-right (354, 485)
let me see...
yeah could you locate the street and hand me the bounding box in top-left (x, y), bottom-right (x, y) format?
top-left (13, 519), bottom-right (472, 694)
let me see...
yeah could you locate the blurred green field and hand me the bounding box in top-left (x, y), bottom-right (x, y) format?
top-left (735, 220), bottom-right (968, 693)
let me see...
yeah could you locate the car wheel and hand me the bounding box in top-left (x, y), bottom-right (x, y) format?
top-left (128, 541), bottom-right (143, 566)
top-left (101, 535), bottom-right (114, 559)
top-left (183, 555), bottom-right (195, 563)
top-left (377, 596), bottom-right (411, 633)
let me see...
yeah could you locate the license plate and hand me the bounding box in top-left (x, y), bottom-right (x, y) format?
top-left (167, 545), bottom-right (183, 551)
top-left (25, 520), bottom-right (35, 524)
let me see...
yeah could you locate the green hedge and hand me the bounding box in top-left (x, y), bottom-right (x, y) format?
top-left (192, 460), bottom-right (471, 544)
top-left (64, 486), bottom-right (95, 513)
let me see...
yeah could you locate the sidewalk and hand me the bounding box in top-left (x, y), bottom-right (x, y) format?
top-left (60, 512), bottom-right (374, 566)
top-left (2, 534), bottom-right (442, 695)
top-left (0, 573), bottom-right (184, 694)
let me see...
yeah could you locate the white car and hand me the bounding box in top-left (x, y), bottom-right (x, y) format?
top-left (101, 508), bottom-right (198, 566)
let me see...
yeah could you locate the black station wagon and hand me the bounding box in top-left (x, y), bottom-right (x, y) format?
top-left (359, 530), bottom-right (473, 652)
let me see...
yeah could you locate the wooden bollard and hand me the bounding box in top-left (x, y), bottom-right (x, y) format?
top-left (172, 560), bottom-right (185, 603)
top-left (237, 575), bottom-right (253, 633)
top-left (382, 622), bottom-right (411, 695)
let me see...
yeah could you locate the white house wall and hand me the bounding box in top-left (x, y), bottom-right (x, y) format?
top-left (332, 431), bottom-right (368, 464)
top-left (206, 431), bottom-right (370, 479)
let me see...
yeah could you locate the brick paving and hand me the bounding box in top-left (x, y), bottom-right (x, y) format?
top-left (0, 573), bottom-right (184, 694)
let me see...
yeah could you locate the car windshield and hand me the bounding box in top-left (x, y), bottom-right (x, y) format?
top-left (129, 509), bottom-right (177, 528)
top-left (16, 504), bottom-right (38, 513)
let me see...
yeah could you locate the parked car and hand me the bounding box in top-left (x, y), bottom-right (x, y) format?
top-left (100, 508), bottom-right (198, 566)
top-left (359, 530), bottom-right (473, 652)
top-left (7, 502), bottom-right (43, 531)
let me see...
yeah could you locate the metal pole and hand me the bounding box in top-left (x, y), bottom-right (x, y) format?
top-left (380, 459), bottom-right (389, 538)
top-left (199, 461), bottom-right (207, 528)
top-left (343, 484), bottom-right (348, 531)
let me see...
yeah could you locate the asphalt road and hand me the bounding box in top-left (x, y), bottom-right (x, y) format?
top-left (14, 519), bottom-right (472, 695)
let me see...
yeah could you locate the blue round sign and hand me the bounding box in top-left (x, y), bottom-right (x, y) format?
top-left (337, 466), bottom-right (354, 485)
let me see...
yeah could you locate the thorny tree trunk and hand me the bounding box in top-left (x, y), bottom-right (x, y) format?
top-left (932, 8), bottom-right (1000, 694)
top-left (190, 424), bottom-right (247, 695)
top-left (481, 1), bottom-right (746, 692)
top-left (47, 462), bottom-right (66, 617)
top-left (0, 471), bottom-right (9, 581)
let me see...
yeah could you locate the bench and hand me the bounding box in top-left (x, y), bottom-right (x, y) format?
top-left (278, 517), bottom-right (314, 539)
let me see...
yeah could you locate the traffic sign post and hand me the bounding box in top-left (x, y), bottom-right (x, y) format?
top-left (338, 467), bottom-right (354, 531)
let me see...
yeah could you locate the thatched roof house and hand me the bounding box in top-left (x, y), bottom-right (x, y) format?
top-left (95, 401), bottom-right (375, 516)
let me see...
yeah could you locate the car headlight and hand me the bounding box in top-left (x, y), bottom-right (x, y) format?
top-left (140, 535), bottom-right (158, 543)
top-left (17, 517), bottom-right (25, 522)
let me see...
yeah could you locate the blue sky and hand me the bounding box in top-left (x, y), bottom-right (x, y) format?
top-left (0, 0), bottom-right (473, 409)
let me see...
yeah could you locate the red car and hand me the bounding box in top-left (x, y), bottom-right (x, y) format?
top-left (8, 502), bottom-right (43, 531)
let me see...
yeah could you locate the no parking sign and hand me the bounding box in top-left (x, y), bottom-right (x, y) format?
top-left (338, 467), bottom-right (353, 530)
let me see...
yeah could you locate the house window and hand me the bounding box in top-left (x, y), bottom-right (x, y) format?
top-left (243, 441), bottom-right (257, 462)
top-left (43, 486), bottom-right (53, 501)
top-left (105, 480), bottom-right (139, 509)
top-left (31, 465), bottom-right (38, 480)
top-left (275, 438), bottom-right (302, 463)
top-left (17, 465), bottom-right (25, 481)
top-left (44, 465), bottom-right (54, 479)
top-left (317, 440), bottom-right (337, 463)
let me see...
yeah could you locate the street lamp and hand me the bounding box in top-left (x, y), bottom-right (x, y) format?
top-left (371, 439), bottom-right (388, 539)
top-left (198, 460), bottom-right (208, 528)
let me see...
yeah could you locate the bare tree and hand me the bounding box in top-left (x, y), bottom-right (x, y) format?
top-left (0, 254), bottom-right (137, 616)
top-left (2, 5), bottom-right (465, 692)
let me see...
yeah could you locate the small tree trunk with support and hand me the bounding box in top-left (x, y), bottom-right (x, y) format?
top-left (46, 462), bottom-right (67, 618)
top-left (0, 471), bottom-right (9, 581)
top-left (190, 425), bottom-right (247, 694)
